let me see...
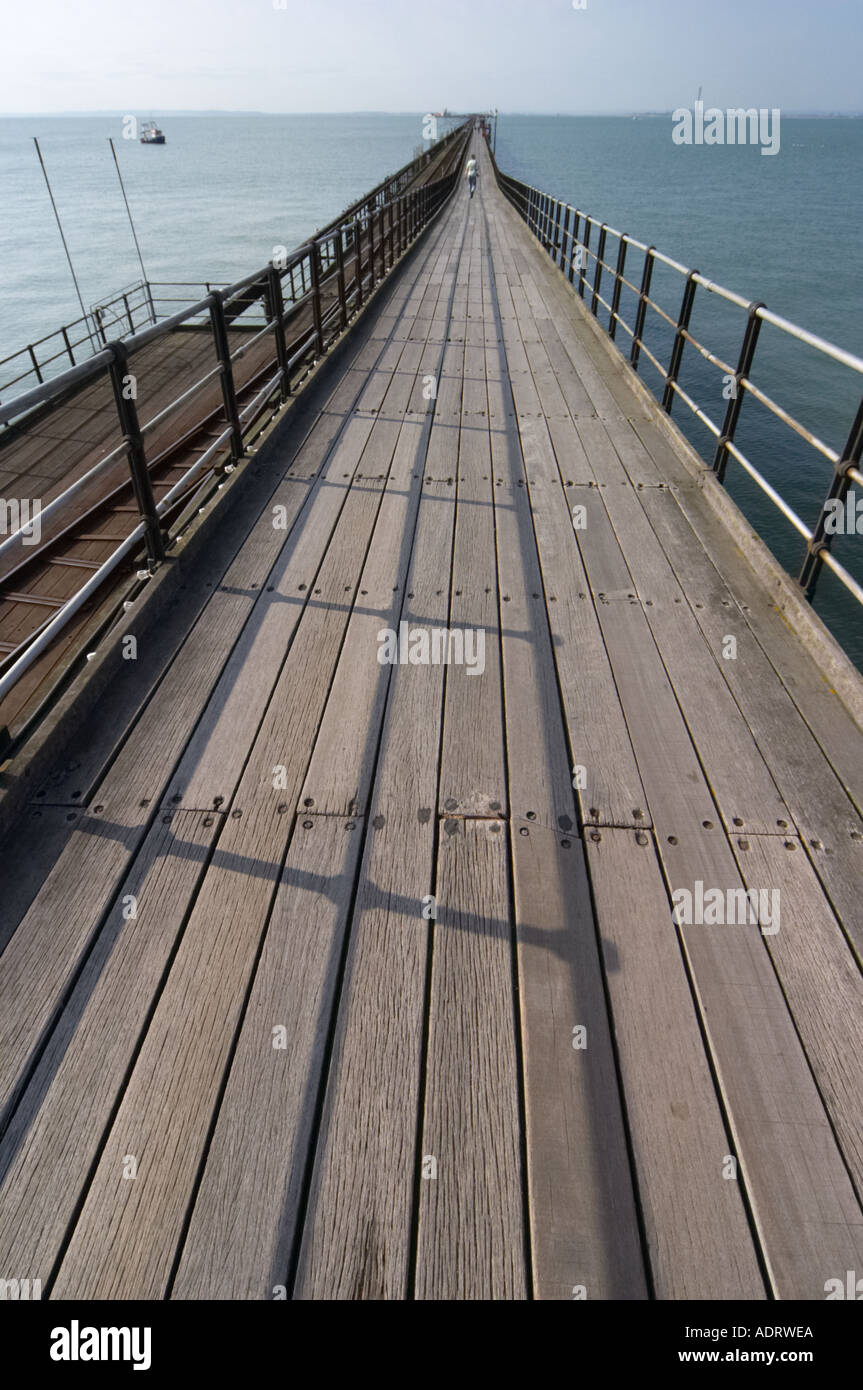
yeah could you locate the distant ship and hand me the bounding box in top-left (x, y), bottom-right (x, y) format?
top-left (140, 121), bottom-right (166, 145)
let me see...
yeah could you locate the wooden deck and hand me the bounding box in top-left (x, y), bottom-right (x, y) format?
top-left (1, 135), bottom-right (862, 1301)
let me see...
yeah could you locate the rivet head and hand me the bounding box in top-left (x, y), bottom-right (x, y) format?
top-left (590, 830), bottom-right (602, 843)
top-left (635, 831), bottom-right (648, 846)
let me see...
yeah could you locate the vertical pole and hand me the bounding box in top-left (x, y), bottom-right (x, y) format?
top-left (579, 219), bottom-right (592, 299)
top-left (591, 225), bottom-right (607, 316)
top-left (356, 219), bottom-right (365, 307)
top-left (334, 230), bottom-right (348, 330)
top-left (267, 263), bottom-right (290, 400)
top-left (108, 342), bottom-right (165, 566)
top-left (208, 291), bottom-right (244, 462)
top-left (309, 240), bottom-right (324, 355)
top-left (798, 395), bottom-right (863, 599)
top-left (62, 325), bottom-right (75, 365)
top-left (569, 213), bottom-right (579, 283)
top-left (553, 200), bottom-right (563, 265)
top-left (631, 248), bottom-right (655, 368)
top-left (662, 271), bottom-right (699, 413)
top-left (713, 302), bottom-right (764, 480)
top-left (560, 205), bottom-right (571, 274)
top-left (609, 237), bottom-right (628, 341)
top-left (123, 293), bottom-right (134, 335)
top-left (27, 345), bottom-right (44, 384)
top-left (33, 137), bottom-right (89, 328)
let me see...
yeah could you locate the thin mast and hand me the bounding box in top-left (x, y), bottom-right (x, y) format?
top-left (33, 136), bottom-right (88, 322)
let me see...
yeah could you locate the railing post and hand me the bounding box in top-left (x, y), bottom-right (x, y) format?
top-left (662, 270), bottom-right (699, 413)
top-left (309, 240), bottom-right (324, 355)
top-left (123, 294), bottom-right (134, 335)
top-left (631, 246), bottom-right (655, 369)
top-left (354, 218), bottom-right (365, 308)
top-left (61, 326), bottom-right (75, 365)
top-left (334, 231), bottom-right (348, 331)
top-left (267, 264), bottom-right (291, 400)
top-left (609, 237), bottom-right (628, 341)
top-left (208, 290), bottom-right (245, 463)
top-left (559, 205), bottom-right (571, 273)
top-left (553, 200), bottom-right (563, 266)
top-left (578, 219), bottom-right (592, 299)
top-left (712, 301), bottom-right (764, 481)
top-left (591, 224), bottom-right (607, 316)
top-left (107, 341), bottom-right (165, 567)
top-left (569, 213), bottom-right (579, 283)
top-left (27, 344), bottom-right (44, 384)
top-left (798, 395), bottom-right (863, 600)
top-left (377, 204), bottom-right (386, 282)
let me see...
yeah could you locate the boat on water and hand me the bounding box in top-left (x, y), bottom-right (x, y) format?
top-left (140, 121), bottom-right (166, 144)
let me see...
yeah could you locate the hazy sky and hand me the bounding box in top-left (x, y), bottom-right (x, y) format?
top-left (1, 0), bottom-right (860, 115)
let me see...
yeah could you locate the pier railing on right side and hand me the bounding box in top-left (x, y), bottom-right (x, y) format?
top-left (488, 143), bottom-right (863, 625)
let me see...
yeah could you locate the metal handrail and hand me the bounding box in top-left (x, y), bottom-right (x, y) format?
top-left (488, 141), bottom-right (863, 620)
top-left (0, 119), bottom-right (469, 401)
top-left (0, 126), bottom-right (472, 715)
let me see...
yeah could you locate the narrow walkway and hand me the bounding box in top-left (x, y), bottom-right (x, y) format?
top-left (0, 136), bottom-right (861, 1300)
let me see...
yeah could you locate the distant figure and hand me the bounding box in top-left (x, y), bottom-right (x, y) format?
top-left (466, 155), bottom-right (477, 198)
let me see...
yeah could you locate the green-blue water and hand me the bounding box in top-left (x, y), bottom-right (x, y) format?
top-left (1, 112), bottom-right (861, 661)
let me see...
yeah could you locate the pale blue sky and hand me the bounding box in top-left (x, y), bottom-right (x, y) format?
top-left (1, 0), bottom-right (860, 115)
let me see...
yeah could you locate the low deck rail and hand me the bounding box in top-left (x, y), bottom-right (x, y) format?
top-left (488, 141), bottom-right (863, 618)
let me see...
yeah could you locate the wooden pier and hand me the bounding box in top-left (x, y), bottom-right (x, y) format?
top-left (0, 132), bottom-right (861, 1300)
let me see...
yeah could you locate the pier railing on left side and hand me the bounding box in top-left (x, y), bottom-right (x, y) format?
top-left (0, 120), bottom-right (471, 736)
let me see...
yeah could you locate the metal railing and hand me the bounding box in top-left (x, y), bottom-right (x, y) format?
top-left (0, 281), bottom-right (157, 398)
top-left (0, 121), bottom-right (471, 714)
top-left (488, 145), bottom-right (863, 621)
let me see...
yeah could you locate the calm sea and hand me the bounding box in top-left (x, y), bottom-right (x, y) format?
top-left (1, 112), bottom-right (861, 660)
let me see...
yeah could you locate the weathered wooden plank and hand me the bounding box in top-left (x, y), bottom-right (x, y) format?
top-left (512, 825), bottom-right (648, 1299)
top-left (415, 816), bottom-right (526, 1300)
top-left (0, 809), bottom-right (221, 1285)
top-left (576, 480), bottom-right (793, 836)
top-left (438, 386), bottom-right (507, 818)
top-left (657, 822), bottom-right (863, 1296)
top-left (583, 826), bottom-right (765, 1298)
top-left (170, 813), bottom-right (363, 1299)
top-left (294, 478), bottom-right (457, 1299)
top-left (731, 831), bottom-right (863, 1195)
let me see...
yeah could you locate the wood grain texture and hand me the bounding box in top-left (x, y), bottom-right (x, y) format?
top-left (415, 816), bottom-right (527, 1300)
top-left (171, 814), bottom-right (363, 1299)
top-left (512, 826), bottom-right (648, 1299)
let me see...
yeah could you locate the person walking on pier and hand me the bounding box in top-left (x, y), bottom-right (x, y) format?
top-left (466, 154), bottom-right (477, 198)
